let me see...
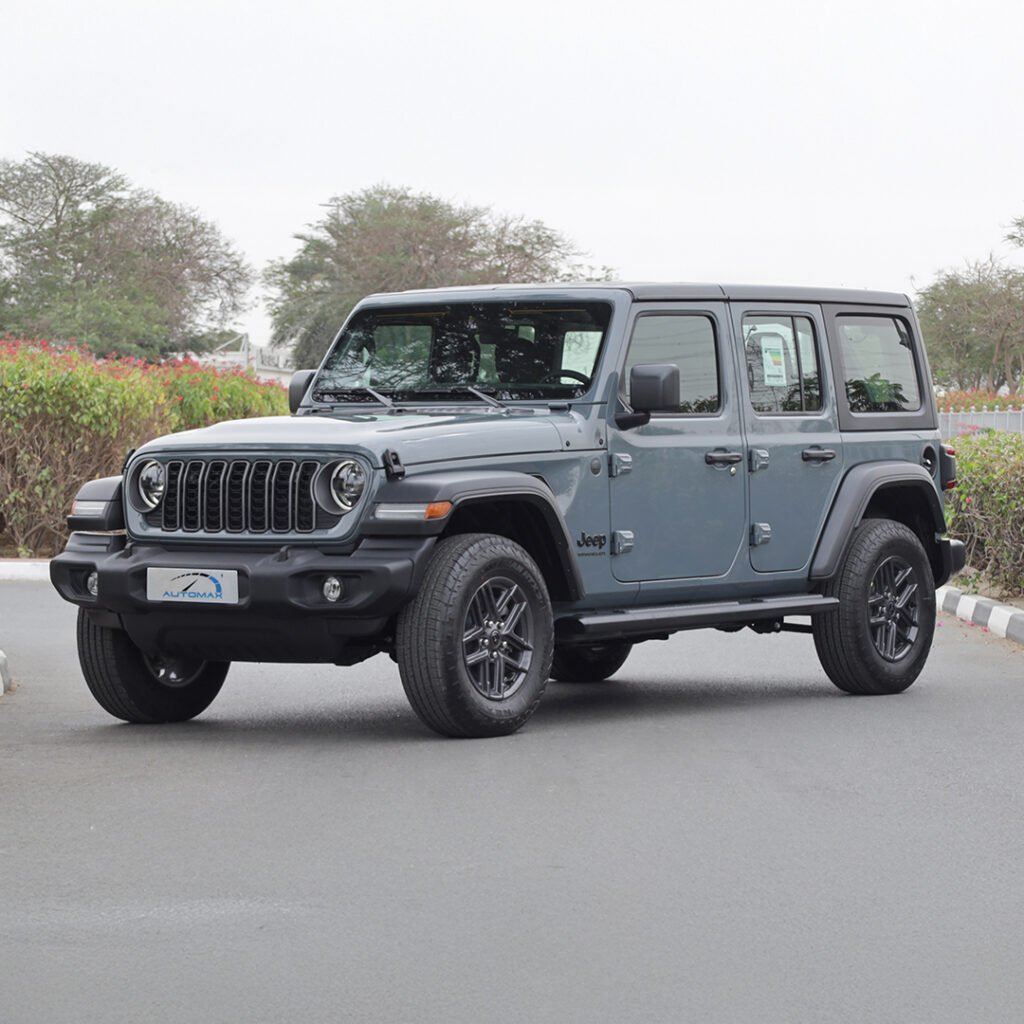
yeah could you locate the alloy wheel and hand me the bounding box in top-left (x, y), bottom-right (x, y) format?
top-left (461, 576), bottom-right (534, 700)
top-left (867, 555), bottom-right (920, 662)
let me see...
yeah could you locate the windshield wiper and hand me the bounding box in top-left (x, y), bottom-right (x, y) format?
top-left (314, 386), bottom-right (395, 407)
top-left (463, 386), bottom-right (506, 409)
top-left (408, 385), bottom-right (507, 409)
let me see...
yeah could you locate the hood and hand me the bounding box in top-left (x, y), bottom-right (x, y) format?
top-left (136, 409), bottom-right (567, 467)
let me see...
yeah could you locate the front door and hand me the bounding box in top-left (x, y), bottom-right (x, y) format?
top-left (608, 303), bottom-right (747, 583)
top-left (730, 303), bottom-right (845, 573)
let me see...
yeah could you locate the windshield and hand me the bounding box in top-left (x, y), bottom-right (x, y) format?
top-left (312, 300), bottom-right (612, 403)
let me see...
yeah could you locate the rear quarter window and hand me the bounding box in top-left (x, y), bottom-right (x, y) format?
top-left (836, 315), bottom-right (921, 412)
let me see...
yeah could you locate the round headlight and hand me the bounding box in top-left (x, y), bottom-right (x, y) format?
top-left (330, 460), bottom-right (366, 511)
top-left (137, 460), bottom-right (165, 510)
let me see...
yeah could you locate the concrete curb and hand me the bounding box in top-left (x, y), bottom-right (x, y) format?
top-left (937, 585), bottom-right (1024, 646)
top-left (0, 559), bottom-right (50, 582)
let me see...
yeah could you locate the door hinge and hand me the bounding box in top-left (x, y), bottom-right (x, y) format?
top-left (612, 530), bottom-right (635, 555)
top-left (751, 522), bottom-right (772, 546)
top-left (749, 448), bottom-right (770, 473)
top-left (609, 453), bottom-right (633, 477)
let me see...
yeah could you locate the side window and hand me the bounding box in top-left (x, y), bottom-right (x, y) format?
top-left (624, 314), bottom-right (719, 413)
top-left (743, 314), bottom-right (822, 414)
top-left (836, 315), bottom-right (921, 412)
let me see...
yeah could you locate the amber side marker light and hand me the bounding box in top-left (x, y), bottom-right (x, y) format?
top-left (425, 501), bottom-right (453, 520)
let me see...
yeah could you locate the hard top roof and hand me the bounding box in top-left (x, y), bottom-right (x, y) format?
top-left (361, 282), bottom-right (910, 307)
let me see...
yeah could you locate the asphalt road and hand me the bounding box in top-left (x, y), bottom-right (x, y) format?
top-left (1, 581), bottom-right (1022, 1024)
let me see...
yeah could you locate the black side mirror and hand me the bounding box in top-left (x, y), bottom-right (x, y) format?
top-left (631, 363), bottom-right (680, 412)
top-left (615, 363), bottom-right (679, 428)
top-left (289, 370), bottom-right (316, 414)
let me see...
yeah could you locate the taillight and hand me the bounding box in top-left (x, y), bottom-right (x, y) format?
top-left (940, 443), bottom-right (957, 491)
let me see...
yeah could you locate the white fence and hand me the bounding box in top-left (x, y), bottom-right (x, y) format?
top-left (939, 409), bottom-right (1024, 437)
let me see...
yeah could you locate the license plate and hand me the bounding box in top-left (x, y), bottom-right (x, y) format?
top-left (146, 567), bottom-right (239, 605)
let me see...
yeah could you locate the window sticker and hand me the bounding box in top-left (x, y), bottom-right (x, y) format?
top-left (761, 338), bottom-right (787, 386)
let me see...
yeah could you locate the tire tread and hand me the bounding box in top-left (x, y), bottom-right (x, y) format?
top-left (76, 610), bottom-right (227, 722)
top-left (396, 533), bottom-right (552, 737)
top-left (813, 518), bottom-right (935, 695)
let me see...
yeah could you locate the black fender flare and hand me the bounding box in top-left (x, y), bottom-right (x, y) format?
top-left (810, 462), bottom-right (946, 581)
top-left (67, 475), bottom-right (125, 532)
top-left (364, 469), bottom-right (584, 601)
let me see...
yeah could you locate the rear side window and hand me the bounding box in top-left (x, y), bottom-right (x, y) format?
top-left (743, 314), bottom-right (822, 414)
top-left (624, 314), bottom-right (719, 413)
top-left (836, 315), bottom-right (921, 412)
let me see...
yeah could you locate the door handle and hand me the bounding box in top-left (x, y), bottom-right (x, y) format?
top-left (705, 450), bottom-right (744, 466)
top-left (802, 447), bottom-right (837, 462)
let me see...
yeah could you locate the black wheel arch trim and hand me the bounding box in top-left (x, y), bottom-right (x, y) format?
top-left (67, 474), bottom-right (125, 532)
top-left (810, 462), bottom-right (948, 583)
top-left (365, 469), bottom-right (584, 601)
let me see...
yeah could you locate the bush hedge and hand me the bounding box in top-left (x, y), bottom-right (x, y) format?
top-left (936, 390), bottom-right (1024, 412)
top-left (946, 430), bottom-right (1024, 595)
top-left (0, 340), bottom-right (287, 556)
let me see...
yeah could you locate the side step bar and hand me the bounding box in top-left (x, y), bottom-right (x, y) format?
top-left (555, 594), bottom-right (839, 642)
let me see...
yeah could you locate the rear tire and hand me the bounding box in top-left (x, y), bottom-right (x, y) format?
top-left (551, 642), bottom-right (632, 682)
top-left (813, 518), bottom-right (935, 695)
top-left (395, 533), bottom-right (553, 737)
top-left (77, 610), bottom-right (228, 722)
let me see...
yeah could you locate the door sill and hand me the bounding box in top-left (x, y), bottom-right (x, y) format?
top-left (555, 594), bottom-right (838, 641)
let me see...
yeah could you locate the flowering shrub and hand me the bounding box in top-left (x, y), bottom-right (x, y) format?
top-left (947, 430), bottom-right (1024, 595)
top-left (935, 390), bottom-right (1024, 412)
top-left (0, 340), bottom-right (287, 556)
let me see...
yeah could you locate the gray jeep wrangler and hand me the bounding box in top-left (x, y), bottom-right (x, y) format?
top-left (51, 283), bottom-right (965, 737)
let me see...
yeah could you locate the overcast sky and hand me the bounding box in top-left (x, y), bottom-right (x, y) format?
top-left (6, 0), bottom-right (1024, 344)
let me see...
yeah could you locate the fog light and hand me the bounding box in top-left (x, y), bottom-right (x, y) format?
top-left (86, 571), bottom-right (99, 596)
top-left (322, 576), bottom-right (343, 603)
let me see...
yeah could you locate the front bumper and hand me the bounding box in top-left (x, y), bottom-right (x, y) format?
top-left (50, 532), bottom-right (436, 663)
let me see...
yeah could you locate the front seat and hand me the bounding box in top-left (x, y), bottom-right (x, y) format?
top-left (495, 333), bottom-right (548, 385)
top-left (428, 332), bottom-right (480, 384)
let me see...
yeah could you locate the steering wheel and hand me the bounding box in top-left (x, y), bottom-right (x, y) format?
top-left (540, 369), bottom-right (591, 387)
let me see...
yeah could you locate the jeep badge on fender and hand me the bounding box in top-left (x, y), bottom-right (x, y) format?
top-left (51, 283), bottom-right (965, 737)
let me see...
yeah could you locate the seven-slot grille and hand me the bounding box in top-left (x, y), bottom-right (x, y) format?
top-left (150, 459), bottom-right (341, 534)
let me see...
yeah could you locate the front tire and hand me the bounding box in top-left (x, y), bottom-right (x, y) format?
top-left (813, 518), bottom-right (936, 695)
top-left (551, 642), bottom-right (633, 682)
top-left (77, 610), bottom-right (228, 722)
top-left (395, 533), bottom-right (554, 737)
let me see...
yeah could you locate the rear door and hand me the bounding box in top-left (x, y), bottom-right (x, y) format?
top-left (608, 302), bottom-right (747, 582)
top-left (730, 303), bottom-right (844, 572)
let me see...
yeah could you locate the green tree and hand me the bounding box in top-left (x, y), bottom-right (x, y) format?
top-left (915, 257), bottom-right (1024, 391)
top-left (0, 152), bottom-right (253, 357)
top-left (1007, 216), bottom-right (1024, 248)
top-left (265, 184), bottom-right (609, 368)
